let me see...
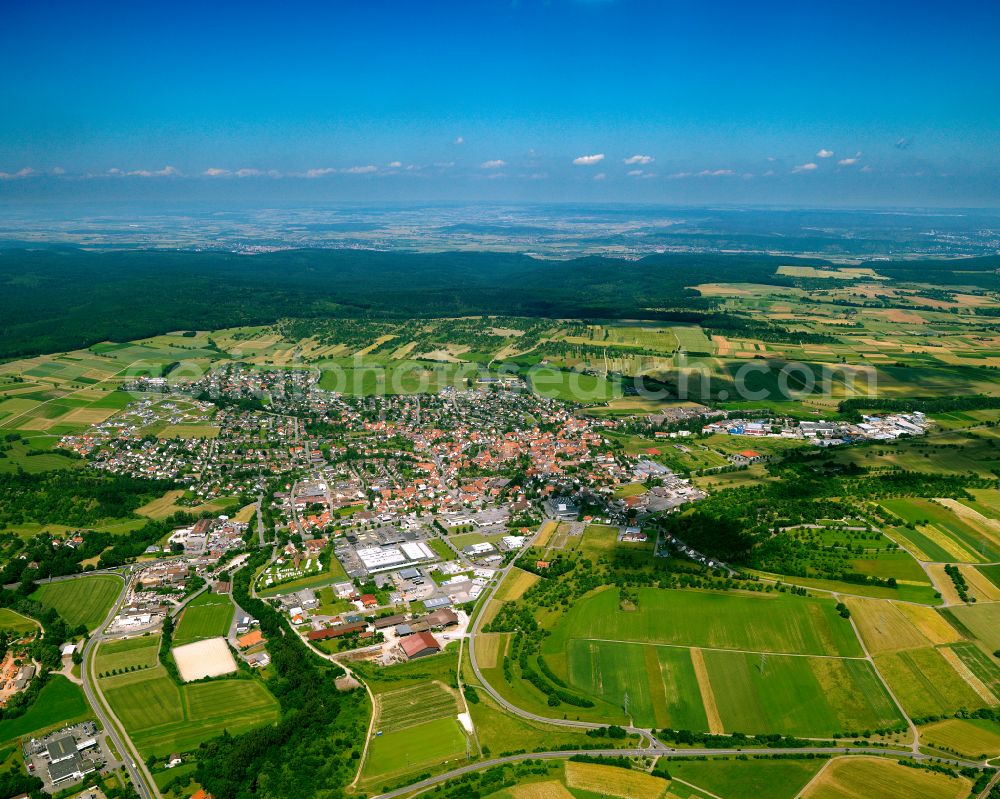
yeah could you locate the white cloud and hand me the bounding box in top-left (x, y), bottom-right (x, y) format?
top-left (204, 167), bottom-right (229, 177)
top-left (593, 172), bottom-right (606, 181)
top-left (387, 161), bottom-right (403, 168)
top-left (480, 159), bottom-right (506, 169)
top-left (454, 136), bottom-right (464, 145)
top-left (51, 166), bottom-right (66, 175)
top-left (816, 149), bottom-right (834, 158)
top-left (762, 169), bottom-right (775, 177)
top-left (626, 169), bottom-right (644, 177)
top-left (235, 168), bottom-right (263, 177)
top-left (696, 169), bottom-right (734, 177)
top-left (623, 154), bottom-right (653, 165)
top-left (838, 152), bottom-right (862, 166)
top-left (0, 167), bottom-right (33, 180)
top-left (343, 165), bottom-right (377, 174)
top-left (573, 153), bottom-right (605, 166)
top-left (125, 165), bottom-right (179, 177)
top-left (792, 162), bottom-right (818, 173)
top-left (668, 171), bottom-right (693, 179)
top-left (107, 168), bottom-right (123, 175)
top-left (860, 164), bottom-right (874, 173)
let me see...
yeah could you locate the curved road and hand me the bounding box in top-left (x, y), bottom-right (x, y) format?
top-left (466, 521), bottom-right (657, 745)
top-left (80, 567), bottom-right (160, 799)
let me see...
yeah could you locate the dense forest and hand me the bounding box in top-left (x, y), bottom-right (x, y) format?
top-left (4, 246), bottom-right (996, 360)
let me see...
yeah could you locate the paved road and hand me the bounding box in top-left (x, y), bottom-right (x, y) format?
top-left (80, 567), bottom-right (160, 799)
top-left (255, 497), bottom-right (269, 548)
top-left (371, 746), bottom-right (992, 799)
top-left (466, 521), bottom-right (656, 745)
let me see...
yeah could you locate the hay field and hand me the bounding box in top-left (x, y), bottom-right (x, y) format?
top-left (800, 756), bottom-right (970, 799)
top-left (922, 717), bottom-right (1000, 758)
top-left (495, 568), bottom-right (540, 602)
top-left (564, 761), bottom-right (668, 799)
top-left (874, 646), bottom-right (987, 717)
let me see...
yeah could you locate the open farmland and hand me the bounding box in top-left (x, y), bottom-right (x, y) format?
top-left (874, 646), bottom-right (988, 717)
top-left (922, 717), bottom-right (1000, 758)
top-left (363, 717), bottom-right (468, 788)
top-left (947, 603), bottom-right (1000, 651)
top-left (31, 573), bottom-right (123, 631)
top-left (704, 650), bottom-right (903, 737)
top-left (543, 587), bottom-right (863, 657)
top-left (564, 761), bottom-right (669, 799)
top-left (173, 591), bottom-right (234, 645)
top-left (800, 756), bottom-right (971, 799)
top-left (667, 757), bottom-right (827, 799)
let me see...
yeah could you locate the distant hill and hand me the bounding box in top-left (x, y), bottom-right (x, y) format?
top-left (0, 247), bottom-right (996, 361)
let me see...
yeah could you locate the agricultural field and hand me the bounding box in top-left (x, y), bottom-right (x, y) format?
top-left (946, 603), bottom-right (1000, 652)
top-left (100, 666), bottom-right (280, 757)
top-left (172, 591), bottom-right (234, 646)
top-left (30, 573), bottom-right (124, 631)
top-left (799, 756), bottom-right (971, 799)
top-left (543, 587), bottom-right (863, 658)
top-left (874, 647), bottom-right (989, 717)
top-left (921, 716), bottom-right (1000, 758)
top-left (881, 498), bottom-right (1000, 562)
top-left (666, 757), bottom-right (827, 799)
top-left (0, 675), bottom-right (90, 743)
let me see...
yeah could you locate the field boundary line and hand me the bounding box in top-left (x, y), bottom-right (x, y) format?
top-left (577, 637), bottom-right (868, 661)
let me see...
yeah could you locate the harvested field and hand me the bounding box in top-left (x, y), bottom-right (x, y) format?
top-left (938, 646), bottom-right (998, 704)
top-left (509, 781), bottom-right (574, 799)
top-left (564, 761), bottom-right (668, 799)
top-left (927, 565), bottom-right (965, 606)
top-left (474, 633), bottom-right (506, 670)
top-left (495, 568), bottom-right (540, 602)
top-left (894, 603), bottom-right (963, 646)
top-left (690, 647), bottom-right (723, 733)
top-left (922, 717), bottom-right (1000, 758)
top-left (376, 681), bottom-right (458, 734)
top-left (800, 755), bottom-right (970, 799)
top-left (172, 637), bottom-right (237, 681)
top-left (845, 598), bottom-right (930, 654)
top-left (961, 566), bottom-right (1000, 601)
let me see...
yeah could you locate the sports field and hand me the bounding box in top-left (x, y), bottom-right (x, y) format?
top-left (544, 587), bottom-right (863, 658)
top-left (172, 637), bottom-right (237, 681)
top-left (95, 634), bottom-right (160, 674)
top-left (31, 573), bottom-right (123, 631)
top-left (0, 676), bottom-right (90, 743)
top-left (800, 756), bottom-right (971, 799)
top-left (100, 666), bottom-right (280, 757)
top-left (173, 591), bottom-right (234, 645)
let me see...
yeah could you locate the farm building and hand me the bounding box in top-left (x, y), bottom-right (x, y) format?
top-left (400, 631), bottom-right (441, 660)
top-left (424, 608), bottom-right (459, 628)
top-left (372, 613), bottom-right (408, 630)
top-left (307, 623), bottom-right (366, 641)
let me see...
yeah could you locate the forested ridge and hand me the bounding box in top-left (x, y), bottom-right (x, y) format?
top-left (5, 246), bottom-right (996, 361)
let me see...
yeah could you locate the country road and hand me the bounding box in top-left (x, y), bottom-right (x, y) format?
top-left (80, 567), bottom-right (160, 799)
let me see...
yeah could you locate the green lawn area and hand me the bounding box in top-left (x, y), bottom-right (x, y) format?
top-left (543, 587), bottom-right (864, 659)
top-left (31, 573), bottom-right (123, 631)
top-left (95, 634), bottom-right (161, 674)
top-left (0, 676), bottom-right (90, 743)
top-left (0, 608), bottom-right (40, 637)
top-left (666, 757), bottom-right (827, 799)
top-left (101, 666), bottom-right (280, 757)
top-left (172, 592), bottom-right (234, 646)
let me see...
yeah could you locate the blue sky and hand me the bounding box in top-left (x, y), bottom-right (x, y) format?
top-left (2, 0), bottom-right (998, 206)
